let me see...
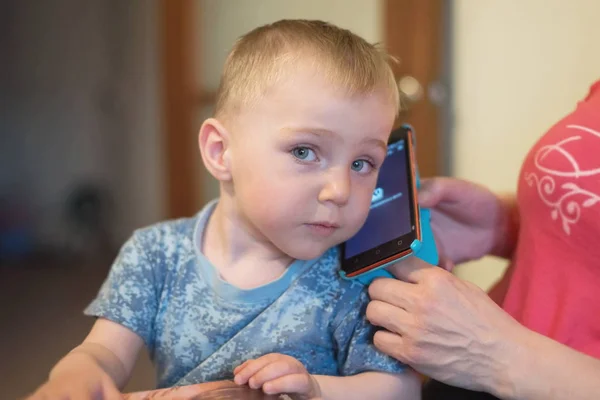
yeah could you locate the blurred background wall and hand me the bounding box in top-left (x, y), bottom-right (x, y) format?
top-left (2, 0), bottom-right (600, 397)
top-left (1, 0), bottom-right (163, 256)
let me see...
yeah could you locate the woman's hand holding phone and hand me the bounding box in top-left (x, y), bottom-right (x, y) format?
top-left (417, 177), bottom-right (519, 270)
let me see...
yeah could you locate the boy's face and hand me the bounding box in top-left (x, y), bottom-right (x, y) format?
top-left (227, 68), bottom-right (397, 260)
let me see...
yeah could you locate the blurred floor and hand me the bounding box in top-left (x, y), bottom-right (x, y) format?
top-left (0, 255), bottom-right (155, 399)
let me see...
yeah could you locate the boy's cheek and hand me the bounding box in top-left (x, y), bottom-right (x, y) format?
top-left (346, 196), bottom-right (373, 232)
top-left (339, 208), bottom-right (370, 242)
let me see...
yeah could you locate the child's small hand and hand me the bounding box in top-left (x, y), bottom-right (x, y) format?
top-left (233, 353), bottom-right (322, 399)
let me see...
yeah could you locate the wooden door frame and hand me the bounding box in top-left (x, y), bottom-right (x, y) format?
top-left (160, 0), bottom-right (198, 218)
top-left (384, 0), bottom-right (446, 178)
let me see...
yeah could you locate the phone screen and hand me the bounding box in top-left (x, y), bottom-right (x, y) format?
top-left (344, 138), bottom-right (414, 258)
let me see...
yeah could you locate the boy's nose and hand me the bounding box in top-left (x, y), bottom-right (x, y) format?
top-left (318, 168), bottom-right (351, 207)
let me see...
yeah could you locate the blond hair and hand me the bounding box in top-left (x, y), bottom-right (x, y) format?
top-left (214, 19), bottom-right (400, 119)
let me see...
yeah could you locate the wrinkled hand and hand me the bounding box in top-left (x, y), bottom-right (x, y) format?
top-left (419, 177), bottom-right (513, 269)
top-left (234, 353), bottom-right (321, 399)
top-left (367, 258), bottom-right (525, 395)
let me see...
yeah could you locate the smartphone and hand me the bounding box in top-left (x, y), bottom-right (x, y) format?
top-left (340, 125), bottom-right (421, 278)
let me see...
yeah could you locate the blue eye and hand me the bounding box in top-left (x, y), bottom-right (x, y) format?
top-left (351, 160), bottom-right (368, 172)
top-left (292, 147), bottom-right (317, 161)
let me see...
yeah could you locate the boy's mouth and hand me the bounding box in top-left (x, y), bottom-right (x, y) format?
top-left (305, 222), bottom-right (340, 236)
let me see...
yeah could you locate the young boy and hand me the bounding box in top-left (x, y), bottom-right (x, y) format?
top-left (29, 20), bottom-right (420, 399)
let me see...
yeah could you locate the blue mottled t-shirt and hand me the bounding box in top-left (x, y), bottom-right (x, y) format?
top-left (85, 201), bottom-right (405, 388)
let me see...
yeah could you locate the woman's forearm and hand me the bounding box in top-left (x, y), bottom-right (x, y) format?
top-left (314, 371), bottom-right (420, 400)
top-left (493, 328), bottom-right (600, 400)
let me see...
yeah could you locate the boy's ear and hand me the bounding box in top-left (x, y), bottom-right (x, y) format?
top-left (198, 118), bottom-right (232, 181)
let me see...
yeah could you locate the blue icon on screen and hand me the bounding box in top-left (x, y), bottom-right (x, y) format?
top-left (372, 187), bottom-right (384, 203)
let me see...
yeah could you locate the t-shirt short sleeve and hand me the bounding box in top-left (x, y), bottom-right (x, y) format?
top-left (334, 290), bottom-right (406, 376)
top-left (84, 229), bottom-right (160, 350)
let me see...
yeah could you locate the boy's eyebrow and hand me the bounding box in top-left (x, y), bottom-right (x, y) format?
top-left (280, 127), bottom-right (387, 152)
top-left (280, 126), bottom-right (337, 138)
top-left (362, 137), bottom-right (388, 153)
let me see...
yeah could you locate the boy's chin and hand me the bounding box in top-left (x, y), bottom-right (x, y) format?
top-left (279, 241), bottom-right (333, 261)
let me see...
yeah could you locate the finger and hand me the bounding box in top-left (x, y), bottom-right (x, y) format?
top-left (418, 177), bottom-right (470, 208)
top-left (373, 330), bottom-right (410, 364)
top-left (248, 359), bottom-right (304, 389)
top-left (262, 373), bottom-right (317, 397)
top-left (417, 178), bottom-right (447, 207)
top-left (101, 380), bottom-right (123, 400)
top-left (366, 300), bottom-right (411, 335)
top-left (30, 384), bottom-right (63, 400)
top-left (24, 386), bottom-right (47, 400)
top-left (234, 354), bottom-right (280, 385)
top-left (417, 178), bottom-right (436, 207)
top-left (233, 360), bottom-right (250, 375)
top-left (233, 359), bottom-right (260, 385)
top-left (387, 256), bottom-right (437, 283)
top-left (48, 384), bottom-right (94, 400)
top-left (368, 277), bottom-right (416, 309)
top-left (233, 361), bottom-right (254, 385)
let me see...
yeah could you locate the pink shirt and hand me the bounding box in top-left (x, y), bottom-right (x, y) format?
top-left (503, 80), bottom-right (600, 357)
